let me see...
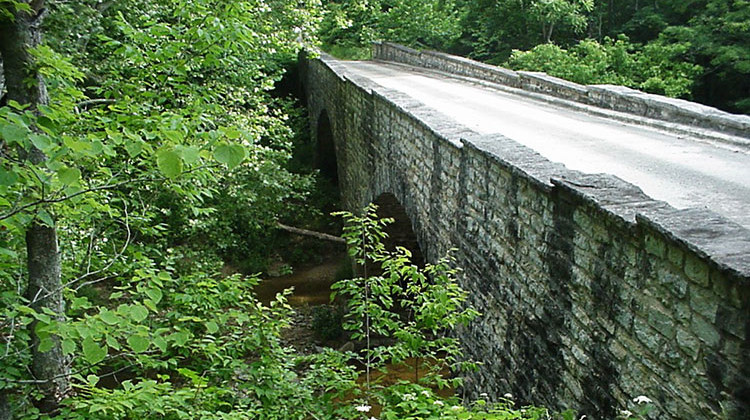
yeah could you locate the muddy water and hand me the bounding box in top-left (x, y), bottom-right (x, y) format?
top-left (255, 252), bottom-right (347, 306)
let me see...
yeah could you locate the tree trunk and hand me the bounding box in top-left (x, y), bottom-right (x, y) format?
top-left (0, 394), bottom-right (10, 420)
top-left (0, 0), bottom-right (69, 414)
top-left (25, 224), bottom-right (68, 412)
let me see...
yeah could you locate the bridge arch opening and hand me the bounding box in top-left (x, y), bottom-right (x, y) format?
top-left (315, 110), bottom-right (338, 184)
top-left (372, 193), bottom-right (424, 267)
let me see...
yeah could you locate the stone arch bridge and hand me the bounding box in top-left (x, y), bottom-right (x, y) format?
top-left (302, 43), bottom-right (750, 419)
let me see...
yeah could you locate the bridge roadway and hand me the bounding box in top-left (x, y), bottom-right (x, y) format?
top-left (339, 60), bottom-right (750, 230)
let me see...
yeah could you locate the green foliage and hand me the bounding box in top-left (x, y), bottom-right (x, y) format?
top-left (376, 383), bottom-right (553, 420)
top-left (333, 205), bottom-right (479, 392)
top-left (319, 0), bottom-right (461, 54)
top-left (49, 268), bottom-right (358, 419)
top-left (1, 0), bottom-right (329, 415)
top-left (507, 36), bottom-right (702, 98)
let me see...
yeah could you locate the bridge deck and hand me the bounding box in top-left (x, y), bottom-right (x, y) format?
top-left (339, 60), bottom-right (750, 230)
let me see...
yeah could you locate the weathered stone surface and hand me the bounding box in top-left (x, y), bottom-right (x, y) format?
top-left (303, 47), bottom-right (750, 420)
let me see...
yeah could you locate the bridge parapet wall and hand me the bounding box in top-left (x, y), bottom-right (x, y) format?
top-left (303, 52), bottom-right (750, 419)
top-left (372, 42), bottom-right (750, 145)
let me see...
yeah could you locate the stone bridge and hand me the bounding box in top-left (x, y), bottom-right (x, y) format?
top-left (302, 43), bottom-right (750, 419)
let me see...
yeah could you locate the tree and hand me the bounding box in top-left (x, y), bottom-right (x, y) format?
top-left (319, 0), bottom-right (460, 56)
top-left (661, 0), bottom-right (750, 112)
top-left (530, 0), bottom-right (594, 43)
top-left (0, 0), bottom-right (69, 414)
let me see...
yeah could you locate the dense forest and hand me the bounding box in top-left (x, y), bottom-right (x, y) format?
top-left (320, 0), bottom-right (750, 114)
top-left (0, 0), bottom-right (741, 419)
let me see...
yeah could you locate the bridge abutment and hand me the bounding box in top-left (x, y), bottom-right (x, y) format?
top-left (303, 49), bottom-right (750, 419)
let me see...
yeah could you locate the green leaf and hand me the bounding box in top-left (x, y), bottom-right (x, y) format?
top-left (0, 124), bottom-right (27, 145)
top-left (30, 134), bottom-right (52, 151)
top-left (205, 321), bottom-right (219, 334)
top-left (224, 127), bottom-right (242, 139)
top-left (156, 149), bottom-right (183, 178)
top-left (57, 167), bottom-right (81, 185)
top-left (153, 336), bottom-right (168, 352)
top-left (145, 287), bottom-right (163, 304)
top-left (36, 210), bottom-right (54, 227)
top-left (127, 335), bottom-right (150, 353)
top-left (82, 337), bottom-right (107, 365)
top-left (38, 336), bottom-right (54, 353)
top-left (176, 145), bottom-right (200, 165)
top-left (168, 331), bottom-right (190, 346)
top-left (0, 167), bottom-right (19, 186)
top-left (129, 304), bottom-right (149, 322)
top-left (106, 335), bottom-right (121, 350)
top-left (100, 309), bottom-right (119, 326)
top-left (86, 374), bottom-right (100, 386)
top-left (62, 339), bottom-right (76, 355)
top-left (125, 141), bottom-right (143, 158)
top-left (37, 116), bottom-right (58, 133)
top-left (213, 144), bottom-right (246, 169)
top-left (143, 299), bottom-right (157, 312)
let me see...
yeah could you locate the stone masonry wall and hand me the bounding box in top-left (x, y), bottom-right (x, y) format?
top-left (302, 52), bottom-right (750, 419)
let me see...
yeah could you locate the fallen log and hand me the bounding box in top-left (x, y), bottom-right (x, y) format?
top-left (276, 223), bottom-right (346, 244)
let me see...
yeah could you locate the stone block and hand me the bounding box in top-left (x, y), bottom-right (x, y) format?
top-left (656, 265), bottom-right (688, 299)
top-left (691, 315), bottom-right (721, 349)
top-left (716, 306), bottom-right (747, 341)
top-left (684, 253), bottom-right (710, 287)
top-left (689, 285), bottom-right (718, 322)
top-left (609, 339), bottom-right (629, 361)
top-left (667, 243), bottom-right (685, 269)
top-left (711, 271), bottom-right (742, 309)
top-left (644, 234), bottom-right (667, 258)
top-left (634, 317), bottom-right (663, 354)
top-left (646, 305), bottom-right (676, 340)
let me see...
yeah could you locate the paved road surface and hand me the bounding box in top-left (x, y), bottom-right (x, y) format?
top-left (340, 60), bottom-right (750, 230)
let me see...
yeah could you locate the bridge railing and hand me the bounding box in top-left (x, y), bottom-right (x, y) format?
top-left (372, 42), bottom-right (750, 146)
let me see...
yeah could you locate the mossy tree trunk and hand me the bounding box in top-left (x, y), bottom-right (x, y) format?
top-left (0, 0), bottom-right (69, 415)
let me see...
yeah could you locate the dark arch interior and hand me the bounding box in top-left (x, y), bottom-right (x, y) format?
top-left (372, 193), bottom-right (424, 267)
top-left (316, 110), bottom-right (338, 183)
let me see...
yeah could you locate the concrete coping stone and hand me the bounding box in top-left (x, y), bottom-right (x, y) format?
top-left (463, 133), bottom-right (569, 190)
top-left (421, 50), bottom-right (521, 85)
top-left (371, 87), bottom-right (468, 148)
top-left (551, 174), bottom-right (667, 229)
top-left (552, 174), bottom-right (750, 279)
top-left (636, 209), bottom-right (750, 279)
top-left (518, 71), bottom-right (589, 96)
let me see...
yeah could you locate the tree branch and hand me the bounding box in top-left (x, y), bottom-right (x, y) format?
top-left (276, 223), bottom-right (345, 244)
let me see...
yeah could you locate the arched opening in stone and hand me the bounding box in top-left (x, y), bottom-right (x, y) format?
top-left (315, 110), bottom-right (338, 184)
top-left (372, 193), bottom-right (424, 267)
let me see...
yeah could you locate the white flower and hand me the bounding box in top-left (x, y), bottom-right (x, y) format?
top-left (619, 410), bottom-right (633, 418)
top-left (450, 405), bottom-right (462, 411)
top-left (421, 390), bottom-right (431, 397)
top-left (434, 400), bottom-right (444, 406)
top-left (503, 393), bottom-right (513, 399)
top-left (355, 404), bottom-right (371, 413)
top-left (633, 395), bottom-right (652, 404)
top-left (403, 393), bottom-right (416, 401)
top-left (479, 392), bottom-right (488, 398)
top-left (369, 417), bottom-right (378, 420)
